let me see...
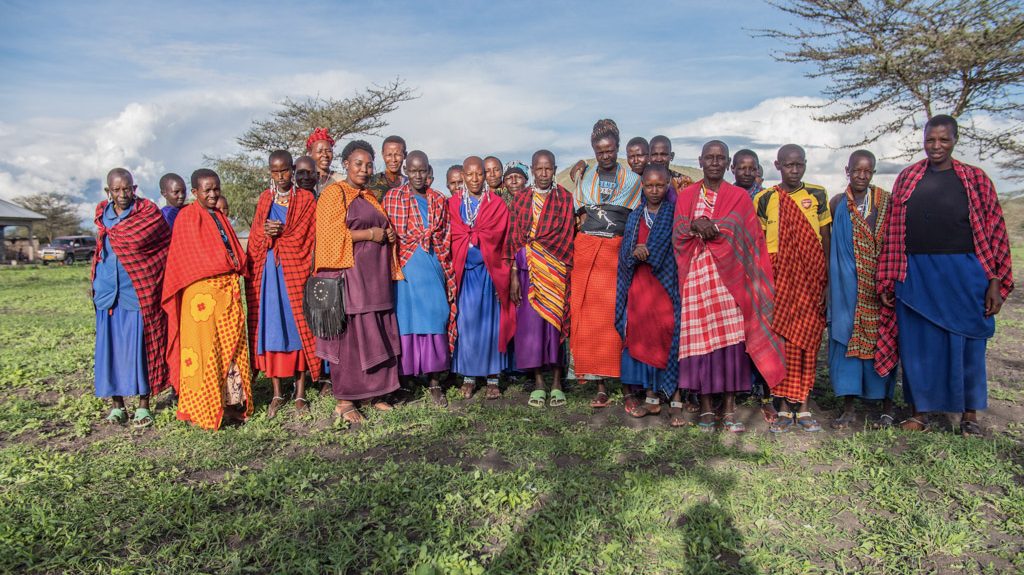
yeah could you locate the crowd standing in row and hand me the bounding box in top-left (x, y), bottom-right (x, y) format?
top-left (91, 114), bottom-right (1012, 436)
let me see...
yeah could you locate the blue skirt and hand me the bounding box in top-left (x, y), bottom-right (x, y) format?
top-left (94, 307), bottom-right (148, 397)
top-left (257, 249), bottom-right (303, 354)
top-left (620, 348), bottom-right (661, 391)
top-left (896, 253), bottom-right (993, 413)
top-left (395, 246), bottom-right (449, 336)
top-left (828, 340), bottom-right (895, 400)
top-left (452, 246), bottom-right (509, 377)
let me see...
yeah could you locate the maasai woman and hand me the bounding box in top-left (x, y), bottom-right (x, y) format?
top-left (674, 142), bottom-right (784, 432)
top-left (315, 140), bottom-right (403, 425)
top-left (450, 156), bottom-right (515, 400)
top-left (615, 164), bottom-right (679, 418)
top-left (162, 169), bottom-right (251, 430)
top-left (828, 150), bottom-right (895, 429)
top-left (383, 150), bottom-right (456, 407)
top-left (877, 115), bottom-right (1013, 436)
top-left (158, 172), bottom-right (186, 230)
top-left (245, 150), bottom-right (319, 419)
top-left (484, 155), bottom-right (514, 210)
top-left (92, 168), bottom-right (171, 427)
top-left (306, 127), bottom-right (343, 200)
top-left (570, 118), bottom-right (643, 408)
top-left (507, 150), bottom-right (574, 407)
top-left (754, 144), bottom-right (831, 433)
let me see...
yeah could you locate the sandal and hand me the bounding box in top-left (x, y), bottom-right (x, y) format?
top-left (485, 382), bottom-right (501, 400)
top-left (629, 396), bottom-right (662, 418)
top-left (697, 412), bottom-right (717, 433)
top-left (428, 385), bottom-right (448, 408)
top-left (686, 397), bottom-right (701, 413)
top-left (590, 391), bottom-right (610, 408)
top-left (294, 397), bottom-right (311, 417)
top-left (624, 394), bottom-right (641, 414)
top-left (760, 399), bottom-right (778, 424)
top-left (770, 411), bottom-right (795, 433)
top-left (669, 401), bottom-right (689, 427)
top-left (548, 389), bottom-right (566, 408)
top-left (528, 389), bottom-right (547, 407)
top-left (830, 410), bottom-right (856, 430)
top-left (900, 416), bottom-right (929, 432)
top-left (333, 405), bottom-right (365, 426)
top-left (796, 411), bottom-right (822, 432)
top-left (873, 413), bottom-right (895, 429)
top-left (959, 419), bottom-right (984, 437)
top-left (106, 407), bottom-right (128, 425)
top-left (372, 400), bottom-right (393, 412)
top-left (721, 412), bottom-right (745, 433)
top-left (266, 396), bottom-right (287, 419)
top-left (131, 408), bottom-right (153, 428)
top-left (460, 380), bottom-right (475, 400)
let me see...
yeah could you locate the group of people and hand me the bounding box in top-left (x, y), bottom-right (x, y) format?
top-left (91, 114), bottom-right (1013, 436)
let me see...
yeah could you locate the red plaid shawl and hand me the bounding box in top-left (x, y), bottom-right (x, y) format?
top-left (674, 181), bottom-right (785, 386)
top-left (383, 185), bottom-right (458, 349)
top-left (92, 198), bottom-right (172, 394)
top-left (448, 191), bottom-right (516, 352)
top-left (768, 186), bottom-right (827, 352)
top-left (875, 158), bottom-right (1014, 375)
top-left (161, 202), bottom-right (248, 392)
top-left (504, 184), bottom-right (575, 265)
top-left (244, 189), bottom-right (320, 380)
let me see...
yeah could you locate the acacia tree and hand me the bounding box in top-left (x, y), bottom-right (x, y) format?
top-left (759, 0), bottom-right (1024, 178)
top-left (209, 79), bottom-right (416, 227)
top-left (12, 192), bottom-right (85, 243)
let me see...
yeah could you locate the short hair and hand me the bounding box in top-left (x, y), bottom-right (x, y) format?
top-left (642, 163), bottom-right (669, 179)
top-left (406, 149), bottom-right (429, 165)
top-left (106, 167), bottom-right (133, 186)
top-left (925, 114), bottom-right (959, 139)
top-left (484, 155), bottom-right (502, 166)
top-left (532, 149), bottom-right (556, 165)
top-left (191, 168), bottom-right (219, 189)
top-left (268, 149), bottom-right (293, 166)
top-left (382, 135), bottom-right (407, 153)
top-left (848, 149), bottom-right (877, 168)
top-left (777, 144), bottom-right (806, 161)
top-left (732, 149), bottom-right (759, 165)
top-left (626, 137), bottom-right (649, 150)
top-left (341, 140), bottom-right (375, 162)
top-left (650, 135), bottom-right (672, 150)
top-left (701, 140), bottom-right (730, 157)
top-left (158, 172), bottom-right (185, 191)
top-left (294, 155), bottom-right (316, 170)
top-left (590, 118), bottom-right (620, 146)
top-left (446, 165), bottom-right (463, 178)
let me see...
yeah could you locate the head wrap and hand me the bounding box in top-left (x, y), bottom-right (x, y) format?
top-left (503, 161), bottom-right (529, 180)
top-left (306, 128), bottom-right (335, 152)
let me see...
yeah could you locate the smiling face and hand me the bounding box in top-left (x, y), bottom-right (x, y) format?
top-left (269, 156), bottom-right (293, 192)
top-left (310, 140), bottom-right (334, 175)
top-left (344, 148), bottom-right (375, 188)
top-left (592, 137), bottom-right (618, 171)
top-left (294, 156), bottom-right (317, 191)
top-left (106, 173), bottom-right (136, 212)
top-left (626, 143), bottom-right (649, 175)
top-left (699, 143), bottom-right (729, 184)
top-left (160, 178), bottom-right (186, 208)
top-left (382, 141), bottom-right (406, 176)
top-left (484, 157), bottom-right (503, 189)
top-left (462, 158), bottom-right (485, 195)
top-left (924, 124), bottom-right (956, 168)
top-left (193, 175), bottom-right (222, 210)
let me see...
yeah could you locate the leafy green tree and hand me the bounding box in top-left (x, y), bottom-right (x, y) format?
top-left (12, 192), bottom-right (85, 243)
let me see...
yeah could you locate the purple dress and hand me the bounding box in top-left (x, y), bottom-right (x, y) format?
top-left (316, 196), bottom-right (401, 400)
top-left (513, 248), bottom-right (562, 370)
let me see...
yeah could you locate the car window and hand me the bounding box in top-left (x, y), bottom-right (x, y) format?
top-left (53, 239), bottom-right (70, 247)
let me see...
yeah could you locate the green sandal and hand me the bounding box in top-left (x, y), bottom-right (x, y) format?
top-left (528, 389), bottom-right (547, 408)
top-left (132, 408), bottom-right (154, 428)
top-left (106, 407), bottom-right (128, 425)
top-left (697, 412), bottom-right (717, 433)
top-left (548, 389), bottom-right (566, 407)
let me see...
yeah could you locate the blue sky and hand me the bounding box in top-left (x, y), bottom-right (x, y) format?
top-left (0, 0), bottom-right (1011, 217)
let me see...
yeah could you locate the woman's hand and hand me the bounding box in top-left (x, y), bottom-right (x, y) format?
top-left (632, 244), bottom-right (649, 262)
top-left (879, 291), bottom-right (895, 308)
top-left (985, 279), bottom-right (1004, 317)
top-left (510, 270), bottom-right (522, 306)
top-left (384, 227), bottom-right (396, 244)
top-left (264, 220), bottom-right (283, 238)
top-left (690, 218), bottom-right (719, 240)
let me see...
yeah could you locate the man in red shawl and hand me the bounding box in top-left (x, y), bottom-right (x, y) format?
top-left (162, 169), bottom-right (251, 431)
top-left (92, 168), bottom-right (171, 427)
top-left (245, 150), bottom-right (319, 419)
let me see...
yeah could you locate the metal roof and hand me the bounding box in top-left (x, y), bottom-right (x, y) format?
top-left (0, 197), bottom-right (46, 224)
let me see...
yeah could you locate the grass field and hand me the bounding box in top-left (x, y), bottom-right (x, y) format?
top-left (1, 252), bottom-right (1023, 573)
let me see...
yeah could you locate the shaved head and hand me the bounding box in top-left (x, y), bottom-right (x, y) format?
top-left (463, 156), bottom-right (484, 170)
top-left (295, 155), bottom-right (316, 171)
top-left (702, 140), bottom-right (730, 157)
top-left (650, 135), bottom-right (672, 150)
top-left (106, 167), bottom-right (133, 186)
top-left (777, 144), bottom-right (806, 161)
top-left (407, 150), bottom-right (429, 166)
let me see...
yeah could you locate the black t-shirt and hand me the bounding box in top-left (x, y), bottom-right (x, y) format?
top-left (905, 167), bottom-right (974, 254)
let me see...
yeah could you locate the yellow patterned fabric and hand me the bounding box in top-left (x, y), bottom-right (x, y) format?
top-left (526, 190), bottom-right (569, 334)
top-left (315, 180), bottom-right (403, 280)
top-left (176, 273), bottom-right (252, 430)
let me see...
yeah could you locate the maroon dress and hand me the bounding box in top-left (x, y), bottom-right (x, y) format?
top-left (316, 196), bottom-right (401, 400)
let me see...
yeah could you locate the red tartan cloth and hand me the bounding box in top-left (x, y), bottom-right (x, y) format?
top-left (92, 198), bottom-right (172, 394)
top-left (625, 221), bottom-right (673, 369)
top-left (161, 202), bottom-right (247, 392)
top-left (770, 188), bottom-right (827, 352)
top-left (673, 181), bottom-right (785, 386)
top-left (382, 185), bottom-right (458, 350)
top-left (244, 189), bottom-right (320, 380)
top-left (504, 184), bottom-right (575, 265)
top-left (448, 191), bottom-right (516, 352)
top-left (875, 158), bottom-right (1014, 375)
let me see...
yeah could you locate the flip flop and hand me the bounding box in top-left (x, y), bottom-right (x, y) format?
top-left (873, 413), bottom-right (895, 429)
top-left (548, 389), bottom-right (566, 407)
top-left (105, 407), bottom-right (128, 425)
top-left (131, 408), bottom-right (153, 428)
top-left (294, 398), bottom-right (311, 417)
top-left (485, 382), bottom-right (501, 400)
top-left (629, 396), bottom-right (662, 418)
top-left (668, 401), bottom-right (689, 428)
top-left (899, 416), bottom-right (929, 432)
top-left (760, 400), bottom-right (778, 424)
top-left (770, 411), bottom-right (795, 433)
top-left (624, 394), bottom-right (641, 414)
top-left (830, 411), bottom-right (856, 430)
top-left (721, 412), bottom-right (745, 433)
top-left (266, 396), bottom-right (287, 419)
top-left (333, 406), bottom-right (364, 426)
top-left (528, 389), bottom-right (547, 408)
top-left (460, 381), bottom-right (475, 400)
top-left (590, 391), bottom-right (610, 408)
top-left (960, 420), bottom-right (983, 437)
top-left (697, 412), bottom-right (717, 433)
top-left (428, 385), bottom-right (448, 408)
top-left (796, 411), bottom-right (822, 432)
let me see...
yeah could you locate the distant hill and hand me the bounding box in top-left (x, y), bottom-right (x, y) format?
top-left (1002, 195), bottom-right (1023, 252)
top-left (554, 159), bottom-right (703, 190)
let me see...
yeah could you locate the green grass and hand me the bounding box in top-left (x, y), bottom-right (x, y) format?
top-left (1, 266), bottom-right (1023, 574)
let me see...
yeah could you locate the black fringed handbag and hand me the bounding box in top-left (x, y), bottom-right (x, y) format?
top-left (302, 198), bottom-right (348, 338)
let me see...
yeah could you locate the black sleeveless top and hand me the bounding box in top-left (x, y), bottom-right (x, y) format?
top-left (905, 167), bottom-right (974, 254)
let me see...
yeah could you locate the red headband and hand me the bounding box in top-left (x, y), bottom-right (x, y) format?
top-left (306, 127), bottom-right (335, 151)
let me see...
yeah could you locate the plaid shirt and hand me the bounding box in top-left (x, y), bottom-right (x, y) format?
top-left (505, 184), bottom-right (575, 265)
top-left (875, 158), bottom-right (1014, 375)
